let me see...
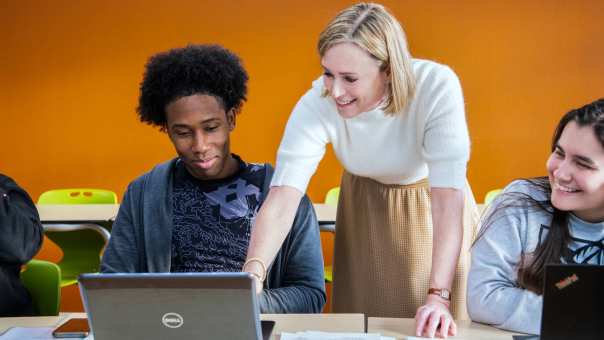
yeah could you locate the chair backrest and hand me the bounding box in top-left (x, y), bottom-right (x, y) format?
top-left (38, 188), bottom-right (117, 205)
top-left (38, 188), bottom-right (117, 287)
top-left (20, 259), bottom-right (61, 316)
top-left (324, 187), bottom-right (340, 207)
top-left (321, 187), bottom-right (340, 286)
top-left (483, 189), bottom-right (503, 205)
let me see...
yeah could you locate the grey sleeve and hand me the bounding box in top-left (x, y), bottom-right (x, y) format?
top-left (259, 195), bottom-right (326, 313)
top-left (0, 174), bottom-right (43, 264)
top-left (100, 183), bottom-right (143, 273)
top-left (467, 201), bottom-right (543, 335)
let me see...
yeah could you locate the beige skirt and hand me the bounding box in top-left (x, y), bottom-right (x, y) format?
top-left (331, 172), bottom-right (479, 319)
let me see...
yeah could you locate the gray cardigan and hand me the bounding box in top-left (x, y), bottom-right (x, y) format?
top-left (101, 159), bottom-right (326, 313)
top-left (468, 180), bottom-right (604, 335)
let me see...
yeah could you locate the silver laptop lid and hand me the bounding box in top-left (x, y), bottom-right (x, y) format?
top-left (79, 272), bottom-right (262, 340)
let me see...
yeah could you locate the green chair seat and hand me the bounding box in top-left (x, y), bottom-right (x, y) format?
top-left (21, 259), bottom-right (61, 316)
top-left (42, 225), bottom-right (111, 287)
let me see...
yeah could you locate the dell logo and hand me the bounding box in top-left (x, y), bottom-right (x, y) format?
top-left (162, 312), bottom-right (184, 329)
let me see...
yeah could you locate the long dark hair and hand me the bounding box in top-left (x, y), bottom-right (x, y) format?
top-left (476, 98), bottom-right (604, 294)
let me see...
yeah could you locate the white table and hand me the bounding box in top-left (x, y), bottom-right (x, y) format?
top-left (0, 313), bottom-right (364, 339)
top-left (37, 203), bottom-right (337, 225)
top-left (368, 317), bottom-right (521, 340)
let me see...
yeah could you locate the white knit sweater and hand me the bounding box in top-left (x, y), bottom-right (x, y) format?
top-left (271, 58), bottom-right (470, 192)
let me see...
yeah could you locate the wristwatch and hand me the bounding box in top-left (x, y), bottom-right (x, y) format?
top-left (428, 288), bottom-right (451, 301)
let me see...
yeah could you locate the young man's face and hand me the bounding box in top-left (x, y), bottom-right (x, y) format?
top-left (166, 94), bottom-right (237, 180)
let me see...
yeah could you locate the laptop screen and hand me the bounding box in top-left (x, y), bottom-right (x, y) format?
top-left (78, 272), bottom-right (263, 340)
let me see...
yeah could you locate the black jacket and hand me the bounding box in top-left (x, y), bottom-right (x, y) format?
top-left (0, 174), bottom-right (43, 316)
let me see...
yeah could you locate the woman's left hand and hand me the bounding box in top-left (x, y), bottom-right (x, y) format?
top-left (414, 294), bottom-right (457, 338)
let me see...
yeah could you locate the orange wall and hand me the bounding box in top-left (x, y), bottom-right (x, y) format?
top-left (2, 0), bottom-right (604, 311)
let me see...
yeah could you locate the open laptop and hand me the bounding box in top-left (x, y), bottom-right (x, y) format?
top-left (540, 264), bottom-right (603, 340)
top-left (78, 272), bottom-right (273, 340)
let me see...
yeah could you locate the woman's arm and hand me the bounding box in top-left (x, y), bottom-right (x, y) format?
top-left (415, 187), bottom-right (464, 338)
top-left (244, 185), bottom-right (304, 293)
top-left (415, 63), bottom-right (471, 338)
top-left (430, 187), bottom-right (464, 295)
top-left (246, 88), bottom-right (328, 291)
top-left (259, 195), bottom-right (326, 313)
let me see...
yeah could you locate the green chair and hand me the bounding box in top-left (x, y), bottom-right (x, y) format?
top-left (324, 187), bottom-right (340, 207)
top-left (20, 259), bottom-right (61, 316)
top-left (38, 188), bottom-right (117, 205)
top-left (38, 188), bottom-right (117, 287)
top-left (484, 189), bottom-right (503, 205)
top-left (324, 265), bottom-right (334, 283)
top-left (322, 187), bottom-right (340, 283)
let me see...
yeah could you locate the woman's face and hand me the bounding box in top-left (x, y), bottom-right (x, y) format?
top-left (547, 120), bottom-right (604, 222)
top-left (321, 42), bottom-right (389, 118)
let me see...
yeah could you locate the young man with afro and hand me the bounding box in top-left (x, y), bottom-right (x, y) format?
top-left (100, 44), bottom-right (326, 313)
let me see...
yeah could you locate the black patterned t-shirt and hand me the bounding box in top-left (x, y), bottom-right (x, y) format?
top-left (170, 155), bottom-right (266, 273)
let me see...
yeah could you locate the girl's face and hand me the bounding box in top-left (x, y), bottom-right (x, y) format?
top-left (321, 42), bottom-right (389, 118)
top-left (547, 120), bottom-right (604, 222)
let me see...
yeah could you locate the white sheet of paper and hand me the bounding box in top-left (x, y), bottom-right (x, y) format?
top-left (280, 331), bottom-right (394, 340)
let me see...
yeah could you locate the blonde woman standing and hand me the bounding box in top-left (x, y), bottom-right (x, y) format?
top-left (244, 3), bottom-right (478, 338)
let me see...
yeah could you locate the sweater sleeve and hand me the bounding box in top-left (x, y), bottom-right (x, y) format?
top-left (259, 195), bottom-right (326, 313)
top-left (270, 89), bottom-right (329, 194)
top-left (467, 189), bottom-right (543, 335)
top-left (0, 174), bottom-right (43, 264)
top-left (420, 65), bottom-right (470, 189)
top-left (101, 181), bottom-right (143, 273)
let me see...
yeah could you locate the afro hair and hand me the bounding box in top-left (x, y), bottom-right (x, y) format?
top-left (137, 44), bottom-right (248, 129)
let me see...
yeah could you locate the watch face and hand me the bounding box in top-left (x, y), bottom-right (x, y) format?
top-left (429, 288), bottom-right (451, 300)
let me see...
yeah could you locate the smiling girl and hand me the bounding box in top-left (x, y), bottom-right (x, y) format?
top-left (468, 98), bottom-right (604, 335)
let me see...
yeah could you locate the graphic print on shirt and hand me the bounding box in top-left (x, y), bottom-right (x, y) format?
top-left (538, 224), bottom-right (604, 264)
top-left (170, 158), bottom-right (266, 272)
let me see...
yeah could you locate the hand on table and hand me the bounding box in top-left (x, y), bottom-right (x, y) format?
top-left (414, 294), bottom-right (457, 338)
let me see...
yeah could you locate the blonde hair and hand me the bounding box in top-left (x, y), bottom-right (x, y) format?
top-left (318, 3), bottom-right (416, 115)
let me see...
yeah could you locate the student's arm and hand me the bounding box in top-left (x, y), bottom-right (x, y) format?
top-left (0, 174), bottom-right (43, 264)
top-left (467, 203), bottom-right (542, 335)
top-left (100, 183), bottom-right (142, 273)
top-left (258, 195), bottom-right (326, 313)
